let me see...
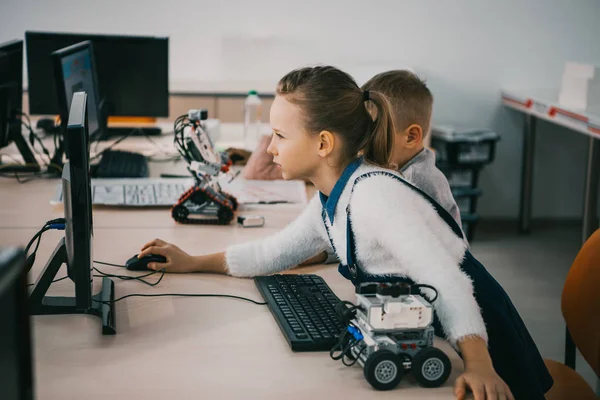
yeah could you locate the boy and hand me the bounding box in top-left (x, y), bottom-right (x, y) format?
top-left (363, 70), bottom-right (461, 226)
top-left (305, 70), bottom-right (463, 265)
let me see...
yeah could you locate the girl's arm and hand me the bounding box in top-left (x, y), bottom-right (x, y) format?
top-left (140, 194), bottom-right (328, 277)
top-left (225, 194), bottom-right (328, 277)
top-left (351, 176), bottom-right (486, 348)
top-left (352, 177), bottom-right (514, 399)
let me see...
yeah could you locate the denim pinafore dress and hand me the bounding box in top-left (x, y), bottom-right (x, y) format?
top-left (320, 170), bottom-right (553, 400)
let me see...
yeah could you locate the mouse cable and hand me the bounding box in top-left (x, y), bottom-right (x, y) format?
top-left (91, 260), bottom-right (267, 306)
top-left (93, 260), bottom-right (126, 268)
top-left (92, 265), bottom-right (166, 287)
top-left (92, 292), bottom-right (267, 306)
top-left (93, 260), bottom-right (166, 287)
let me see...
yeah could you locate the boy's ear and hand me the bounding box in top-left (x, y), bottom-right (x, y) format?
top-left (404, 124), bottom-right (423, 148)
top-left (317, 130), bottom-right (335, 157)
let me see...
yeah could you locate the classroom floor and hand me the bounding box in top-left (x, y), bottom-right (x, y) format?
top-left (471, 221), bottom-right (597, 391)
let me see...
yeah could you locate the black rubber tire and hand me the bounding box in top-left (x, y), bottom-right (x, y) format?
top-left (411, 347), bottom-right (451, 388)
top-left (171, 204), bottom-right (189, 221)
top-left (363, 350), bottom-right (403, 391)
top-left (217, 206), bottom-right (234, 224)
top-left (225, 194), bottom-right (238, 211)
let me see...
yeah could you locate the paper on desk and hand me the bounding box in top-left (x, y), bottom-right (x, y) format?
top-left (52, 177), bottom-right (307, 206)
top-left (221, 178), bottom-right (307, 204)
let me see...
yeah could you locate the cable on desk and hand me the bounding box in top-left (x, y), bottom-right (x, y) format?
top-left (94, 260), bottom-right (126, 268)
top-left (22, 219), bottom-right (66, 275)
top-left (93, 292), bottom-right (267, 306)
top-left (90, 262), bottom-right (265, 305)
top-left (92, 265), bottom-right (166, 287)
top-left (91, 129), bottom-right (138, 160)
top-left (27, 275), bottom-right (69, 287)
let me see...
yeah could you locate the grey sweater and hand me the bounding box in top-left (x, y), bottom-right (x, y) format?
top-left (400, 148), bottom-right (462, 227)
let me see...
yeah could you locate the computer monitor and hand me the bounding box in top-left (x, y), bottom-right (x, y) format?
top-left (26, 31), bottom-right (168, 118)
top-left (0, 247), bottom-right (34, 400)
top-left (0, 40), bottom-right (40, 172)
top-left (52, 41), bottom-right (102, 142)
top-left (28, 91), bottom-right (116, 334)
top-left (62, 91), bottom-right (94, 306)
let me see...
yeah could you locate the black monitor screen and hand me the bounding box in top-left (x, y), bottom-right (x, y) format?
top-left (0, 40), bottom-right (23, 148)
top-left (26, 31), bottom-right (168, 117)
top-left (0, 247), bottom-right (34, 400)
top-left (53, 42), bottom-right (101, 138)
top-left (61, 91), bottom-right (93, 309)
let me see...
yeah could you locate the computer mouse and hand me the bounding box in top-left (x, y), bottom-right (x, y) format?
top-left (126, 254), bottom-right (167, 271)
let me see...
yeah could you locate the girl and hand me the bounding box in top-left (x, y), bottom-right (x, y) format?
top-left (139, 66), bottom-right (552, 400)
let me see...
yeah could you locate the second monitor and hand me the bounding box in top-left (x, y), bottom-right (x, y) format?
top-left (26, 31), bottom-right (169, 118)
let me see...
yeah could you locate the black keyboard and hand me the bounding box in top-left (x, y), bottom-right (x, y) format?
top-left (93, 150), bottom-right (149, 178)
top-left (254, 274), bottom-right (345, 351)
top-left (98, 127), bottom-right (163, 140)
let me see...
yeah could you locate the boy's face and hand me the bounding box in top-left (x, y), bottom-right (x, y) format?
top-left (267, 95), bottom-right (321, 180)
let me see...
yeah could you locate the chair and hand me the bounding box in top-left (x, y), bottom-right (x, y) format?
top-left (544, 229), bottom-right (600, 399)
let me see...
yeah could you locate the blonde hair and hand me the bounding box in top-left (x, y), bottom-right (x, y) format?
top-left (277, 66), bottom-right (396, 166)
top-left (362, 70), bottom-right (433, 136)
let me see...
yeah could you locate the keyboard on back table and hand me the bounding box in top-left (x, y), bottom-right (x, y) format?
top-left (94, 150), bottom-right (149, 178)
top-left (91, 181), bottom-right (188, 206)
top-left (98, 127), bottom-right (163, 140)
top-left (254, 274), bottom-right (345, 352)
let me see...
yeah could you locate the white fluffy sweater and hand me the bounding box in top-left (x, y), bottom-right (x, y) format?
top-left (225, 163), bottom-right (487, 347)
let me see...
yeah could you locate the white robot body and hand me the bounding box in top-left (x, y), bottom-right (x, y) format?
top-left (356, 293), bottom-right (433, 332)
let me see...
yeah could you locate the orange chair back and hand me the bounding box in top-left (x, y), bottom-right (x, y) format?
top-left (562, 228), bottom-right (600, 377)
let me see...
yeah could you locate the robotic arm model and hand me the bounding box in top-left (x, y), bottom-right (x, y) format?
top-left (171, 109), bottom-right (238, 225)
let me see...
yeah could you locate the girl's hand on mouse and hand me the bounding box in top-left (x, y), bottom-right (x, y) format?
top-left (139, 239), bottom-right (196, 273)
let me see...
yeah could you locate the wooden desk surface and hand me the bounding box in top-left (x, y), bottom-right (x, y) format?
top-left (0, 147), bottom-right (465, 399)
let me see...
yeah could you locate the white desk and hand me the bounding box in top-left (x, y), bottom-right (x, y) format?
top-left (501, 89), bottom-right (600, 243)
top-left (502, 89), bottom-right (600, 377)
top-left (0, 137), bottom-right (465, 399)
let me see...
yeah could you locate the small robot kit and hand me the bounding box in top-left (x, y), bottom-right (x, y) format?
top-left (331, 282), bottom-right (451, 391)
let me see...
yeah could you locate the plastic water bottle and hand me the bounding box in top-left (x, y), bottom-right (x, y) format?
top-left (243, 90), bottom-right (262, 151)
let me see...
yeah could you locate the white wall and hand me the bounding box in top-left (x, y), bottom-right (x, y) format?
top-left (2, 0), bottom-right (600, 218)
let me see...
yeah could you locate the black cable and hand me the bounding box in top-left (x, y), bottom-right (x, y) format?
top-left (335, 300), bottom-right (360, 325)
top-left (330, 329), bottom-right (353, 360)
top-left (93, 293), bottom-right (267, 306)
top-left (24, 218), bottom-right (66, 254)
top-left (93, 260), bottom-right (125, 268)
top-left (20, 120), bottom-right (52, 166)
top-left (26, 275), bottom-right (69, 288)
top-left (342, 344), bottom-right (366, 367)
top-left (173, 114), bottom-right (197, 163)
top-left (16, 111), bottom-right (31, 127)
top-left (412, 283), bottom-right (439, 303)
top-left (25, 226), bottom-right (51, 255)
top-left (143, 134), bottom-right (181, 161)
top-left (24, 219), bottom-right (67, 271)
top-left (91, 130), bottom-right (135, 161)
top-left (92, 266), bottom-right (166, 287)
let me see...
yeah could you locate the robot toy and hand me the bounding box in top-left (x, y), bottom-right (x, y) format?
top-left (331, 282), bottom-right (451, 391)
top-left (171, 110), bottom-right (238, 225)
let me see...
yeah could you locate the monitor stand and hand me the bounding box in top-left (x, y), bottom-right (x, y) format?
top-left (0, 125), bottom-right (41, 173)
top-left (28, 238), bottom-right (116, 335)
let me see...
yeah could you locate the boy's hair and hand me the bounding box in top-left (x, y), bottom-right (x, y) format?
top-left (362, 70), bottom-right (433, 136)
top-left (277, 66), bottom-right (396, 166)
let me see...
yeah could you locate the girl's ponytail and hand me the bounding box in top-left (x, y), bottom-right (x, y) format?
top-left (361, 90), bottom-right (396, 167)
